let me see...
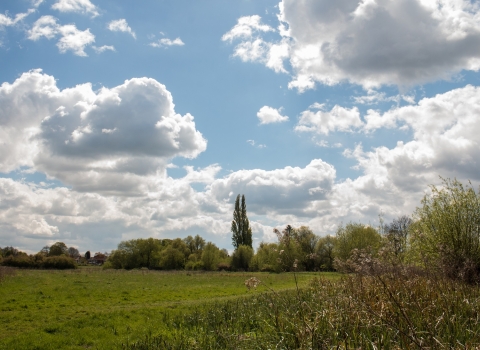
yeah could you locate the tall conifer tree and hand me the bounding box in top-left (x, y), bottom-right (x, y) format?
top-left (231, 194), bottom-right (252, 249)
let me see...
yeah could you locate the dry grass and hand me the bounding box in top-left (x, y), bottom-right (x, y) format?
top-left (126, 268), bottom-right (480, 349)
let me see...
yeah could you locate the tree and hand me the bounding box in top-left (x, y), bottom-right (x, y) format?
top-left (201, 242), bottom-right (220, 271)
top-left (85, 251), bottom-right (91, 260)
top-left (315, 235), bottom-right (336, 271)
top-left (231, 245), bottom-right (253, 271)
top-left (231, 194), bottom-right (252, 249)
top-left (67, 247), bottom-right (80, 258)
top-left (412, 178), bottom-right (480, 283)
top-left (49, 242), bottom-right (68, 256)
top-left (383, 215), bottom-right (412, 261)
top-left (294, 226), bottom-right (319, 271)
top-left (334, 223), bottom-right (382, 263)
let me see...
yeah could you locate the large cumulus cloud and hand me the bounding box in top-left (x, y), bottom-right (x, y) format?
top-left (224, 0), bottom-right (480, 90)
top-left (0, 70), bottom-right (207, 194)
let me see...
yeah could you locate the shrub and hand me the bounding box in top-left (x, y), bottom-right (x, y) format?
top-left (412, 178), bottom-right (480, 283)
top-left (42, 256), bottom-right (77, 269)
top-left (1, 255), bottom-right (36, 268)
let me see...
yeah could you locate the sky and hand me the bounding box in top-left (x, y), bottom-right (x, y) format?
top-left (1, 0), bottom-right (480, 254)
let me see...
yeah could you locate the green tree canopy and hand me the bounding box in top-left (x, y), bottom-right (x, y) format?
top-left (334, 223), bottom-right (382, 262)
top-left (231, 194), bottom-right (252, 249)
top-left (49, 242), bottom-right (68, 257)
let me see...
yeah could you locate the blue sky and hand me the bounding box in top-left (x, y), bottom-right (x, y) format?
top-left (1, 0), bottom-right (480, 254)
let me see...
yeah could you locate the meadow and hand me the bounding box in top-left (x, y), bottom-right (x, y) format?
top-left (0, 267), bottom-right (326, 349)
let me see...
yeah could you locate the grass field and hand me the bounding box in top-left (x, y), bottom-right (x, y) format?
top-left (0, 268), bottom-right (330, 349)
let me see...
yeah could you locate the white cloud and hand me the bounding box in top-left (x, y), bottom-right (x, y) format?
top-left (92, 45), bottom-right (115, 53)
top-left (28, 16), bottom-right (95, 56)
top-left (107, 19), bottom-right (136, 39)
top-left (32, 0), bottom-right (45, 8)
top-left (52, 0), bottom-right (99, 17)
top-left (247, 140), bottom-right (267, 149)
top-left (28, 16), bottom-right (59, 40)
top-left (0, 9), bottom-right (35, 28)
top-left (221, 15), bottom-right (274, 42)
top-left (207, 159), bottom-right (336, 216)
top-left (296, 104), bottom-right (363, 135)
top-left (223, 16), bottom-right (289, 73)
top-left (257, 106), bottom-right (289, 124)
top-left (224, 0), bottom-right (480, 90)
top-left (358, 85), bottom-right (480, 185)
top-left (0, 70), bottom-right (207, 194)
top-left (56, 25), bottom-right (95, 56)
top-left (353, 90), bottom-right (416, 105)
top-left (149, 37), bottom-right (185, 48)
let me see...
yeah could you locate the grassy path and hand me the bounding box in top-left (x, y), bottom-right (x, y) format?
top-left (0, 269), bottom-right (334, 349)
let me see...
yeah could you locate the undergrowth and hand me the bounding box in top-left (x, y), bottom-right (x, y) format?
top-left (125, 270), bottom-right (480, 349)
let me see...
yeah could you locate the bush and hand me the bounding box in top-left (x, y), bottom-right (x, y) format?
top-left (412, 178), bottom-right (480, 283)
top-left (42, 256), bottom-right (77, 269)
top-left (2, 255), bottom-right (36, 268)
top-left (185, 260), bottom-right (204, 270)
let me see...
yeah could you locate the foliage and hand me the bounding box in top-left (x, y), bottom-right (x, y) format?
top-left (250, 242), bottom-right (281, 273)
top-left (158, 246), bottom-right (185, 270)
top-left (231, 245), bottom-right (253, 271)
top-left (42, 256), bottom-right (77, 269)
top-left (293, 226), bottom-right (318, 270)
top-left (201, 242), bottom-right (220, 271)
top-left (412, 178), bottom-right (480, 283)
top-left (333, 222), bottom-right (382, 265)
top-left (231, 194), bottom-right (252, 249)
top-left (383, 215), bottom-right (412, 262)
top-left (67, 247), bottom-right (80, 258)
top-left (1, 253), bottom-right (76, 269)
top-left (315, 235), bottom-right (336, 271)
top-left (85, 250), bottom-right (91, 259)
top-left (48, 242), bottom-right (68, 257)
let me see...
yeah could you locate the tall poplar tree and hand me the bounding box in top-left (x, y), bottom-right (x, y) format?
top-left (231, 194), bottom-right (253, 249)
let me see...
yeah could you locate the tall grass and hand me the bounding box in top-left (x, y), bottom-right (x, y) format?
top-left (126, 269), bottom-right (480, 349)
top-left (0, 266), bottom-right (15, 283)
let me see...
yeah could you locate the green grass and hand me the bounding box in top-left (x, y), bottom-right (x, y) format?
top-left (124, 271), bottom-right (480, 349)
top-left (0, 268), bottom-right (330, 349)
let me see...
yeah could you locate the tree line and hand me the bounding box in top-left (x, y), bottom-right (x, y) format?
top-left (0, 242), bottom-right (79, 269)
top-left (2, 178), bottom-right (480, 283)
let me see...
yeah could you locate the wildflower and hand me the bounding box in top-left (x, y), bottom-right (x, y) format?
top-left (245, 277), bottom-right (261, 290)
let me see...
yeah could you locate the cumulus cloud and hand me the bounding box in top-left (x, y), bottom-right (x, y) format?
top-left (223, 16), bottom-right (289, 73)
top-left (358, 85), bottom-right (480, 186)
top-left (296, 104), bottom-right (363, 135)
top-left (52, 0), bottom-right (99, 17)
top-left (28, 16), bottom-right (95, 56)
top-left (149, 37), bottom-right (185, 48)
top-left (257, 106), bottom-right (289, 124)
top-left (224, 0), bottom-right (480, 90)
top-left (0, 70), bottom-right (207, 194)
top-left (108, 19), bottom-right (136, 39)
top-left (207, 159), bottom-right (336, 216)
